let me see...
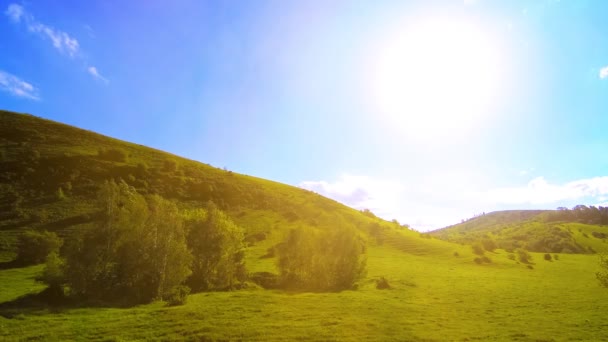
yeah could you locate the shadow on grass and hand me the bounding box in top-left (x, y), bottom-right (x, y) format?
top-left (0, 287), bottom-right (138, 318)
top-left (0, 259), bottom-right (23, 270)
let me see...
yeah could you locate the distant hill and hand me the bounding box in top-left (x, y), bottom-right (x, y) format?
top-left (0, 109), bottom-right (452, 266)
top-left (430, 209), bottom-right (608, 254)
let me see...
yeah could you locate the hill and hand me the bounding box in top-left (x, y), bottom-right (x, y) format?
top-left (2, 110), bottom-right (608, 341)
top-left (0, 109), bottom-right (450, 267)
top-left (430, 209), bottom-right (608, 254)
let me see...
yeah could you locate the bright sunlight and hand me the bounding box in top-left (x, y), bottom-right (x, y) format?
top-left (372, 15), bottom-right (505, 138)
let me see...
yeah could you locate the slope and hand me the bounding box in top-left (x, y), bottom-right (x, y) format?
top-left (431, 209), bottom-right (608, 254)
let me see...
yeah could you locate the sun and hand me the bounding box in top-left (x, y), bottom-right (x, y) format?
top-left (371, 15), bottom-right (504, 139)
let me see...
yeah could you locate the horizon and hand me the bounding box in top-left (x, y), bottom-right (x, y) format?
top-left (2, 0), bottom-right (608, 231)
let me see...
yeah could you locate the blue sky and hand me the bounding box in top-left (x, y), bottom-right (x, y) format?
top-left (1, 0), bottom-right (608, 230)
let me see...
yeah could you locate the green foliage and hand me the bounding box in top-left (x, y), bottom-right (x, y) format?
top-left (516, 248), bottom-right (532, 264)
top-left (64, 181), bottom-right (192, 303)
top-left (165, 285), bottom-right (191, 306)
top-left (481, 238), bottom-right (497, 252)
top-left (471, 242), bottom-right (485, 256)
top-left (56, 187), bottom-right (66, 200)
top-left (376, 276), bottom-right (391, 289)
top-left (597, 254), bottom-right (608, 288)
top-left (276, 225), bottom-right (366, 291)
top-left (39, 251), bottom-right (65, 295)
top-left (544, 253), bottom-right (552, 261)
top-left (16, 230), bottom-right (63, 265)
top-left (187, 201), bottom-right (246, 291)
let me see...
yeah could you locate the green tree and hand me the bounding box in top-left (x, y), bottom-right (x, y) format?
top-left (187, 201), bottom-right (246, 291)
top-left (16, 230), bottom-right (63, 265)
top-left (39, 251), bottom-right (65, 298)
top-left (597, 254), bottom-right (608, 288)
top-left (277, 225), bottom-right (366, 291)
top-left (64, 180), bottom-right (192, 303)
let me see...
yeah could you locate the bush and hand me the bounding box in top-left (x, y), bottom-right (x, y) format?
top-left (250, 272), bottom-right (279, 289)
top-left (277, 225), bottom-right (366, 291)
top-left (516, 248), bottom-right (532, 264)
top-left (481, 238), bottom-right (497, 252)
top-left (472, 242), bottom-right (485, 256)
top-left (376, 276), bottom-right (391, 290)
top-left (453, 251), bottom-right (459, 257)
top-left (165, 285), bottom-right (190, 306)
top-left (16, 230), bottom-right (63, 265)
top-left (597, 254), bottom-right (608, 288)
top-left (38, 251), bottom-right (65, 299)
top-left (474, 256), bottom-right (492, 264)
top-left (544, 253), bottom-right (552, 261)
top-left (507, 253), bottom-right (516, 261)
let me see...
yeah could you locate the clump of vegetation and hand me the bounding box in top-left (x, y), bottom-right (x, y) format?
top-left (16, 230), bottom-right (63, 265)
top-left (453, 251), bottom-right (459, 257)
top-left (165, 285), bottom-right (191, 306)
top-left (376, 276), bottom-right (391, 290)
top-left (472, 242), bottom-right (485, 256)
top-left (186, 201), bottom-right (247, 291)
top-left (474, 256), bottom-right (492, 264)
top-left (516, 248), bottom-right (533, 264)
top-left (544, 253), bottom-right (552, 261)
top-left (277, 225), bottom-right (366, 291)
top-left (62, 180), bottom-right (192, 304)
top-left (481, 238), bottom-right (497, 252)
top-left (597, 254), bottom-right (608, 288)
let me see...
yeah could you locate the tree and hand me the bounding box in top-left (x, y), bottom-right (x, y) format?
top-left (16, 230), bottom-right (63, 265)
top-left (64, 180), bottom-right (192, 303)
top-left (39, 251), bottom-right (65, 299)
top-left (277, 225), bottom-right (366, 291)
top-left (597, 254), bottom-right (608, 288)
top-left (187, 201), bottom-right (246, 291)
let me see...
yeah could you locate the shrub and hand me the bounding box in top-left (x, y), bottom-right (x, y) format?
top-left (544, 253), bottom-right (552, 261)
top-left (250, 272), bottom-right (279, 289)
top-left (165, 285), bottom-right (191, 306)
top-left (453, 251), bottom-right (459, 257)
top-left (554, 254), bottom-right (559, 260)
top-left (516, 248), bottom-right (532, 264)
top-left (481, 238), bottom-right (497, 252)
top-left (277, 225), bottom-right (366, 291)
top-left (472, 242), bottom-right (485, 256)
top-left (507, 253), bottom-right (516, 261)
top-left (39, 251), bottom-right (65, 298)
top-left (56, 187), bottom-right (66, 200)
top-left (597, 254), bottom-right (608, 288)
top-left (376, 276), bottom-right (391, 290)
top-left (16, 230), bottom-right (63, 265)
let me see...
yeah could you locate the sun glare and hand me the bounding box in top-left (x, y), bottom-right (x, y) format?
top-left (371, 15), bottom-right (504, 139)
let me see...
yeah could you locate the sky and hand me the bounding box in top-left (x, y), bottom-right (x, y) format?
top-left (1, 0), bottom-right (608, 231)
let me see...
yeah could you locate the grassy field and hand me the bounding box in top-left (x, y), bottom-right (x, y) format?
top-left (2, 110), bottom-right (608, 341)
top-left (1, 244), bottom-right (608, 341)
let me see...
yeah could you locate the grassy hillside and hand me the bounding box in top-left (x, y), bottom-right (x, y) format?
top-left (2, 110), bottom-right (608, 341)
top-left (0, 110), bottom-right (414, 262)
top-left (431, 210), bottom-right (608, 254)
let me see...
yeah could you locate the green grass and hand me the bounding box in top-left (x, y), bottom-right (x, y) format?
top-left (2, 110), bottom-right (608, 340)
top-left (1, 247), bottom-right (607, 341)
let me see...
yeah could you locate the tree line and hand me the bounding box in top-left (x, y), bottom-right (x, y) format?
top-left (19, 180), bottom-right (367, 305)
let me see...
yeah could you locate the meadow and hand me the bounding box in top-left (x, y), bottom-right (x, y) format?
top-left (2, 110), bottom-right (608, 341)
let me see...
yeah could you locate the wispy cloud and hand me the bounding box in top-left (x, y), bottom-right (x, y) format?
top-left (5, 3), bottom-right (79, 57)
top-left (5, 3), bottom-right (107, 82)
top-left (300, 173), bottom-right (608, 231)
top-left (483, 176), bottom-right (608, 204)
top-left (88, 66), bottom-right (109, 84)
top-left (600, 66), bottom-right (608, 79)
top-left (0, 70), bottom-right (39, 100)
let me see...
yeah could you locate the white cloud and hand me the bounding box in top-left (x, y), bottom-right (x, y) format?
top-left (88, 66), bottom-right (109, 84)
top-left (600, 66), bottom-right (608, 79)
top-left (299, 173), bottom-right (608, 232)
top-left (5, 3), bottom-right (23, 22)
top-left (5, 3), bottom-right (107, 82)
top-left (482, 176), bottom-right (608, 205)
top-left (5, 3), bottom-right (80, 57)
top-left (0, 70), bottom-right (39, 100)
